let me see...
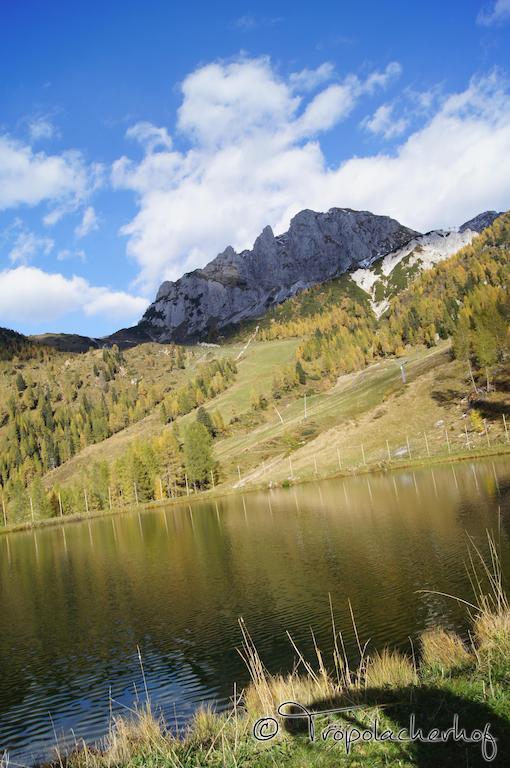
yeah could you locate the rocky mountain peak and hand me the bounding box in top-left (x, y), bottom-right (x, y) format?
top-left (140, 207), bottom-right (504, 343)
top-left (141, 207), bottom-right (417, 342)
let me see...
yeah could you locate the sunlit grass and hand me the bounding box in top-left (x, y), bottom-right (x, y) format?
top-left (364, 648), bottom-right (417, 689)
top-left (420, 628), bottom-right (473, 674)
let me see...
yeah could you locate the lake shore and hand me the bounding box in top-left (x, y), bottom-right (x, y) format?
top-left (40, 580), bottom-right (510, 768)
top-left (2, 440), bottom-right (510, 537)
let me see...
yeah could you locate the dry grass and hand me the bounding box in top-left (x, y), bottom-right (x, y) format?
top-left (364, 649), bottom-right (417, 689)
top-left (419, 533), bottom-right (510, 681)
top-left (467, 532), bottom-right (509, 616)
top-left (239, 617), bottom-right (341, 720)
top-left (240, 608), bottom-right (419, 720)
top-left (48, 705), bottom-right (176, 768)
top-left (190, 705), bottom-right (225, 743)
top-left (420, 628), bottom-right (472, 673)
top-left (102, 706), bottom-right (170, 764)
top-left (465, 533), bottom-right (510, 680)
top-left (474, 609), bottom-right (510, 651)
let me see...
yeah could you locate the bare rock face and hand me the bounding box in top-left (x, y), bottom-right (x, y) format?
top-left (459, 210), bottom-right (503, 233)
top-left (142, 208), bottom-right (418, 341)
top-left (140, 208), bottom-right (504, 342)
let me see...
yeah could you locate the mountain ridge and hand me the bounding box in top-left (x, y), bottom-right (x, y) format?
top-left (140, 207), bottom-right (503, 343)
top-left (3, 207), bottom-right (502, 354)
top-left (142, 207), bottom-right (418, 342)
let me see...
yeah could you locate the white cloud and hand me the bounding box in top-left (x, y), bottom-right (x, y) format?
top-left (362, 103), bottom-right (409, 138)
top-left (113, 59), bottom-right (510, 295)
top-left (0, 266), bottom-right (148, 326)
top-left (113, 56), bottom-right (403, 290)
top-left (126, 121), bottom-right (172, 152)
top-left (8, 230), bottom-right (54, 264)
top-left (290, 64), bottom-right (400, 139)
top-left (176, 57), bottom-right (300, 147)
top-left (334, 72), bottom-right (510, 230)
top-left (477, 0), bottom-right (510, 26)
top-left (43, 207), bottom-right (67, 227)
top-left (289, 63), bottom-right (335, 92)
top-left (28, 117), bottom-right (56, 142)
top-left (75, 206), bottom-right (99, 238)
top-left (83, 290), bottom-right (146, 318)
top-left (363, 61), bottom-right (402, 93)
top-left (405, 85), bottom-right (443, 114)
top-left (293, 82), bottom-right (358, 137)
top-left (57, 248), bottom-right (87, 263)
top-left (0, 134), bottom-right (102, 214)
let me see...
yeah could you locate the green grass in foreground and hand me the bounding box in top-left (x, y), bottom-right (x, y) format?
top-left (40, 538), bottom-right (510, 768)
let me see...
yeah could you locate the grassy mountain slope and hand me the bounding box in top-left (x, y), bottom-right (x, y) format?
top-left (43, 338), bottom-right (300, 488)
top-left (1, 212), bottom-right (509, 525)
top-left (204, 341), bottom-right (509, 488)
top-left (214, 343), bottom-right (453, 484)
top-left (29, 332), bottom-right (103, 353)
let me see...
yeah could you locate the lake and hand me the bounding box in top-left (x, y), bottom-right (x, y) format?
top-left (1, 456), bottom-right (510, 764)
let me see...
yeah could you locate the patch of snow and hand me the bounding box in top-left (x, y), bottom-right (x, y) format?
top-left (350, 228), bottom-right (478, 317)
top-left (372, 299), bottom-right (389, 317)
top-left (350, 266), bottom-right (380, 293)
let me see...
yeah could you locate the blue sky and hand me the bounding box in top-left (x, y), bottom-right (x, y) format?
top-left (1, 0), bottom-right (510, 336)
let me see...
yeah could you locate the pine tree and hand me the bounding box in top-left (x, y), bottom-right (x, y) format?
top-left (196, 406), bottom-right (216, 436)
top-left (183, 422), bottom-right (214, 488)
top-left (89, 461), bottom-right (110, 510)
top-left (132, 454), bottom-right (154, 502)
top-left (212, 409), bottom-right (227, 433)
top-left (295, 360), bottom-right (306, 384)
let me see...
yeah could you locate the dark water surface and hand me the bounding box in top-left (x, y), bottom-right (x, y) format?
top-left (1, 457), bottom-right (510, 763)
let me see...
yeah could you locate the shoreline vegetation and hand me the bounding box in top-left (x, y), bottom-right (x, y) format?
top-left (1, 439), bottom-right (509, 537)
top-left (35, 536), bottom-right (510, 768)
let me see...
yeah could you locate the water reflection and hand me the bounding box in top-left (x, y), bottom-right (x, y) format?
top-left (0, 457), bottom-right (509, 763)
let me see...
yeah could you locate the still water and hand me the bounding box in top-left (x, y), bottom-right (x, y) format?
top-left (1, 457), bottom-right (510, 763)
